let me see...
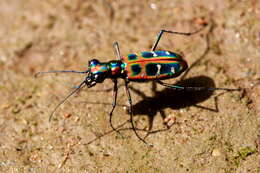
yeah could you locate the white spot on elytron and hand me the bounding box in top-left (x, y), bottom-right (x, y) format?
top-left (171, 67), bottom-right (175, 73)
top-left (166, 51), bottom-right (170, 55)
top-left (152, 51), bottom-right (157, 57)
top-left (157, 64), bottom-right (161, 75)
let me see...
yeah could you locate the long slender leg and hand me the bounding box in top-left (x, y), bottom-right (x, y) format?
top-left (109, 79), bottom-right (124, 137)
top-left (113, 41), bottom-right (151, 145)
top-left (124, 80), bottom-right (152, 146)
top-left (111, 42), bottom-right (125, 137)
top-left (113, 42), bottom-right (122, 60)
top-left (151, 27), bottom-right (205, 51)
top-left (151, 27), bottom-right (206, 95)
top-left (156, 80), bottom-right (240, 91)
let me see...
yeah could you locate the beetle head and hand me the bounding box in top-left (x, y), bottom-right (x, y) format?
top-left (85, 59), bottom-right (110, 87)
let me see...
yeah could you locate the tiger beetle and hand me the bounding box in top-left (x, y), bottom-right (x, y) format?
top-left (35, 25), bottom-right (240, 146)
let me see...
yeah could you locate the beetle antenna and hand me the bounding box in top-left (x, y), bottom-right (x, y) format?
top-left (49, 80), bottom-right (86, 122)
top-left (157, 81), bottom-right (241, 91)
top-left (35, 70), bottom-right (89, 78)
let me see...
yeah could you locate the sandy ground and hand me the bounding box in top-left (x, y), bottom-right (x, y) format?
top-left (0, 0), bottom-right (259, 172)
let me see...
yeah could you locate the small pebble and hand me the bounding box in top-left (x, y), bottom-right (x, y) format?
top-left (212, 148), bottom-right (221, 156)
top-left (64, 113), bottom-right (72, 118)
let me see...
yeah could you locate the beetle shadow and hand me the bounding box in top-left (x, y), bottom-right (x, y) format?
top-left (83, 75), bottom-right (231, 145)
top-left (133, 76), bottom-right (218, 113)
top-left (129, 75), bottom-right (223, 134)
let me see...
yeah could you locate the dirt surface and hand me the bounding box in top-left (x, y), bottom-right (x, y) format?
top-left (0, 0), bottom-right (259, 172)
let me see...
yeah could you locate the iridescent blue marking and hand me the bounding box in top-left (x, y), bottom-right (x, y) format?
top-left (128, 54), bottom-right (138, 60)
top-left (160, 63), bottom-right (180, 74)
top-left (141, 51), bottom-right (154, 58)
top-left (146, 64), bottom-right (158, 76)
top-left (121, 62), bottom-right (126, 70)
top-left (154, 51), bottom-right (178, 57)
top-left (110, 62), bottom-right (119, 68)
top-left (131, 64), bottom-right (142, 75)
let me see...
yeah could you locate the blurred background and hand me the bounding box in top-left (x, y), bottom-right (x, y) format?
top-left (0, 0), bottom-right (259, 172)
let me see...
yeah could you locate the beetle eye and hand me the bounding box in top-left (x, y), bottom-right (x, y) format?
top-left (89, 59), bottom-right (100, 66)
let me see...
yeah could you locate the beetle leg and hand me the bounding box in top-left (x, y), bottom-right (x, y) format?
top-left (156, 80), bottom-right (240, 91)
top-left (151, 27), bottom-right (206, 51)
top-left (113, 42), bottom-right (122, 60)
top-left (109, 79), bottom-right (124, 138)
top-left (124, 80), bottom-right (153, 146)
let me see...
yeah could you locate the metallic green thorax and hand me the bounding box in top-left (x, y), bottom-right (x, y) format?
top-left (87, 59), bottom-right (126, 84)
